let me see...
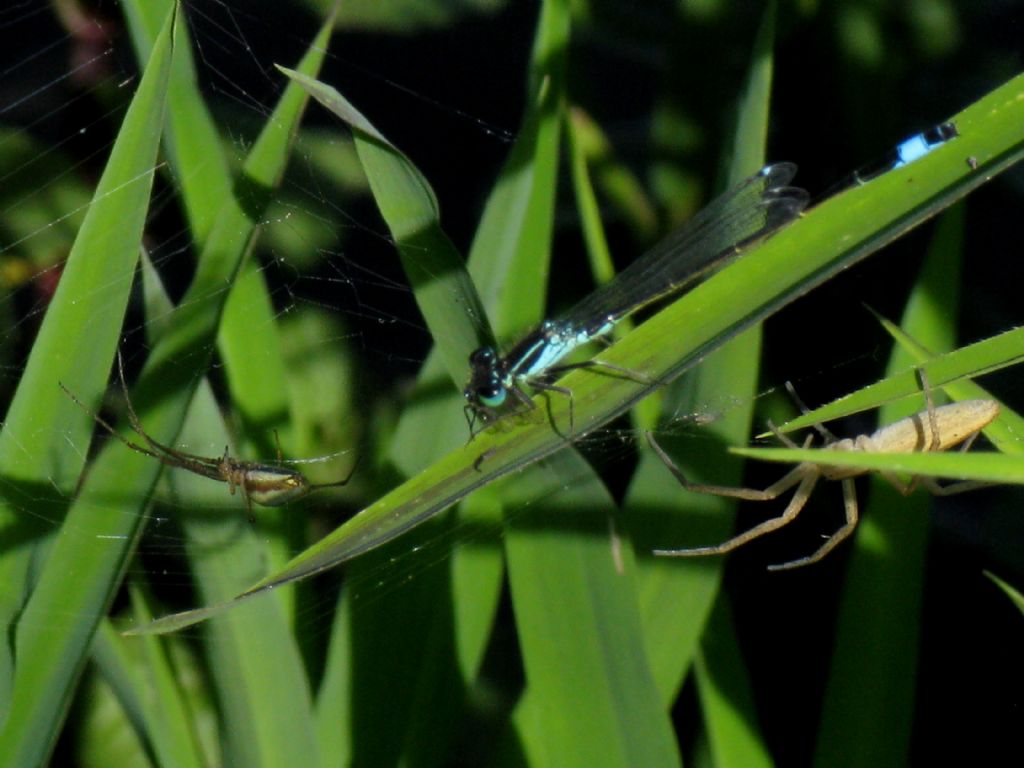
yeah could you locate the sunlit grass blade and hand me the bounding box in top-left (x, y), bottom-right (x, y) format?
top-left (492, 6), bottom-right (677, 763)
top-left (138, 245), bottom-right (320, 766)
top-left (277, 65), bottom-right (492, 389)
top-left (876, 314), bottom-right (1024, 452)
top-left (631, 1), bottom-right (777, 709)
top-left (984, 571), bottom-right (1024, 616)
top-left (123, 0), bottom-right (311, 492)
top-left (0, 6), bottom-right (178, 762)
top-left (813, 204), bottom-right (962, 767)
top-left (695, 599), bottom-right (773, 768)
top-left (123, 0), bottom-right (313, 491)
top-left (0, 8), bottom-right (332, 764)
top-left (133, 69), bottom-right (1024, 637)
top-left (134, 18), bottom-right (338, 767)
top-left (504, 452), bottom-right (680, 767)
top-left (732, 448), bottom-right (1023, 484)
top-left (738, 326), bottom-right (1024, 481)
top-left (175, 380), bottom-right (320, 767)
top-left (776, 324), bottom-right (1024, 435)
top-left (121, 0), bottom-right (231, 244)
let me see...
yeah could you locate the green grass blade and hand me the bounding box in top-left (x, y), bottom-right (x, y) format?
top-left (139, 243), bottom-right (320, 767)
top-left (89, 623), bottom-right (157, 762)
top-left (671, 11), bottom-right (780, 760)
top-left (133, 67), bottom-right (1024, 637)
top-left (121, 0), bottom-right (231, 244)
top-left (695, 598), bottom-right (773, 768)
top-left (984, 571), bottom-right (1024, 616)
top-left (122, 0), bottom-right (313, 499)
top-left (0, 9), bottom-right (332, 763)
top-left (626, 5), bottom-right (775, 727)
top-left (103, 0), bottom-right (333, 625)
top-left (566, 107), bottom-right (658, 248)
top-left (140, 19), bottom-right (337, 767)
top-left (470, 5), bottom-right (673, 763)
top-left (277, 65), bottom-right (492, 387)
top-left (810, 202), bottom-right (965, 767)
top-left (118, 588), bottom-right (209, 768)
top-left (87, 620), bottom-right (186, 767)
top-left (315, 5), bottom-right (568, 763)
top-left (777, 324), bottom-right (1024, 434)
top-left (0, 5), bottom-right (178, 761)
top-left (504, 18), bottom-right (680, 745)
top-left (217, 260), bottom-right (308, 591)
top-left (467, 80), bottom-right (564, 336)
top-left (876, 316), bottom-right (1024, 452)
top-left (567, 109), bottom-right (619, 288)
top-left (505, 452), bottom-right (680, 768)
top-left (733, 448), bottom-right (1024, 483)
top-left (176, 380), bottom-right (319, 767)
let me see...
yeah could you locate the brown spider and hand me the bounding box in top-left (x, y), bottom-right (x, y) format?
top-left (61, 353), bottom-right (357, 515)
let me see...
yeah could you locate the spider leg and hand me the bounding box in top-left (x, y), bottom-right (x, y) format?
top-left (59, 381), bottom-right (163, 463)
top-left (785, 381), bottom-right (837, 441)
top-left (916, 368), bottom-right (942, 452)
top-left (113, 351), bottom-right (222, 480)
top-left (223, 448), bottom-right (238, 495)
top-left (647, 432), bottom-right (822, 557)
top-left (769, 476), bottom-right (859, 570)
top-left (647, 431), bottom-right (812, 500)
top-left (526, 379), bottom-right (576, 435)
top-left (115, 349), bottom-right (172, 457)
top-left (542, 358), bottom-right (651, 385)
top-left (310, 453), bottom-right (361, 491)
top-left (767, 422), bottom-right (815, 450)
top-left (918, 477), bottom-right (994, 496)
top-left (656, 470), bottom-right (820, 558)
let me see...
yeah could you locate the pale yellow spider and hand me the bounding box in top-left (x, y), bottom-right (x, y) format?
top-left (648, 384), bottom-right (999, 570)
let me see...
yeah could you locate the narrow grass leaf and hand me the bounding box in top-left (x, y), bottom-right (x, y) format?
top-left (0, 6), bottom-right (178, 762)
top-left (505, 451), bottom-right (680, 768)
top-left (121, 0), bottom-right (231, 243)
top-left (876, 316), bottom-right (1024, 452)
top-left (174, 380), bottom-right (319, 768)
top-left (139, 248), bottom-right (319, 768)
top-left (733, 448), bottom-right (1024, 483)
top-left (670, 11), bottom-right (783, 756)
top-left (777, 324), bottom-right (1024, 434)
top-left (490, 5), bottom-right (676, 762)
top-left (317, 4), bottom-right (573, 764)
top-left (276, 65), bottom-right (491, 387)
top-left (0, 9), bottom-right (332, 765)
top-left (695, 599), bottom-right (773, 768)
top-left (813, 204), bottom-right (962, 767)
top-left (984, 571), bottom-right (1024, 615)
top-left (566, 107), bottom-right (658, 244)
top-left (134, 67), bottom-right (1024, 636)
top-left (120, 588), bottom-right (208, 768)
top-left (632, 0), bottom-right (775, 712)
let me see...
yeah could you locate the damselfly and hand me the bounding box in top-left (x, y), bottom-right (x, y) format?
top-left (463, 163), bottom-right (809, 431)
